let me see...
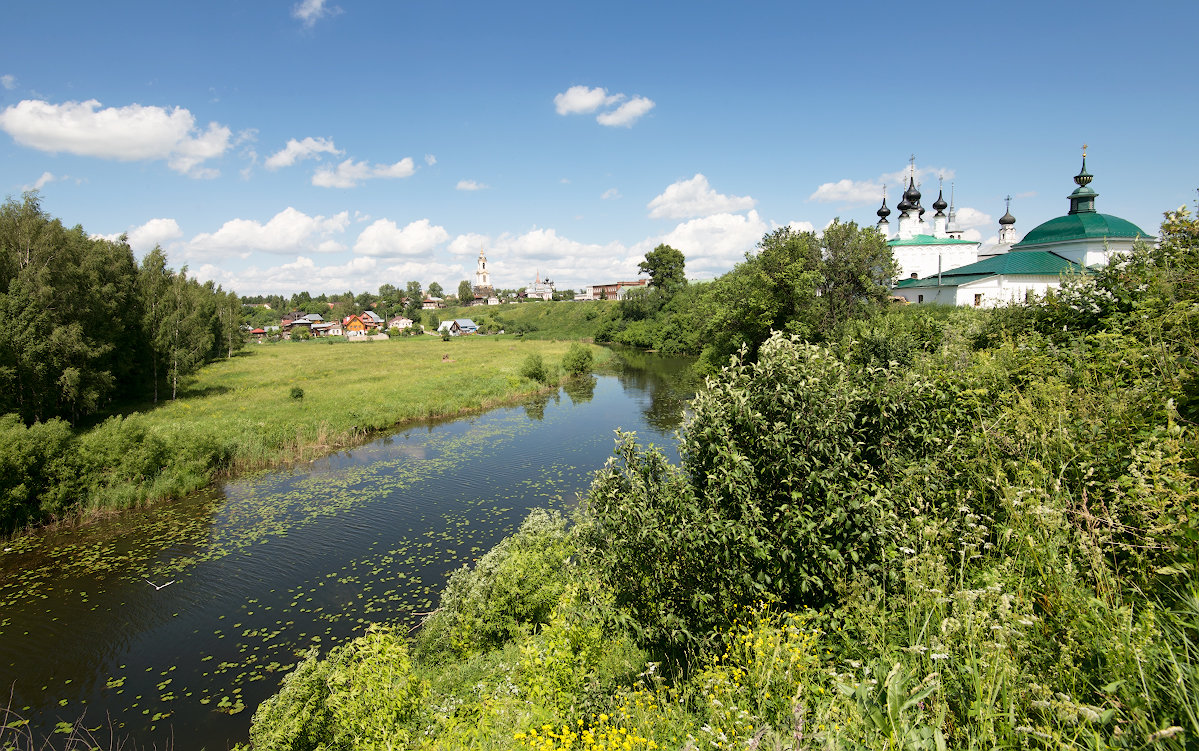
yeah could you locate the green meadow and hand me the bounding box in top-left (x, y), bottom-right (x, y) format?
top-left (1, 336), bottom-right (605, 532)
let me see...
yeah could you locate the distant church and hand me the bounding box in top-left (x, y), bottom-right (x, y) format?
top-left (472, 249), bottom-right (499, 305)
top-left (885, 150), bottom-right (1152, 307)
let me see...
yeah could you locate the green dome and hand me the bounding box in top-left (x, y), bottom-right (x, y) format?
top-left (1013, 212), bottom-right (1149, 248)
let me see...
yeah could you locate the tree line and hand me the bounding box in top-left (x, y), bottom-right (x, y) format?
top-left (0, 193), bottom-right (242, 426)
top-left (598, 219), bottom-right (899, 371)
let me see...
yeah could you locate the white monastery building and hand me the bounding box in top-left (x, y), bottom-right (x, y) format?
top-left (887, 151), bottom-right (1152, 307)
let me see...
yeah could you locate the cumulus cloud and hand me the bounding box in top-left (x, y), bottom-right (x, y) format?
top-left (1, 75), bottom-right (15, 91)
top-left (810, 164), bottom-right (955, 206)
top-left (808, 178), bottom-right (884, 205)
top-left (456, 179), bottom-right (488, 191)
top-left (0, 99), bottom-right (231, 177)
top-left (651, 210), bottom-right (768, 279)
top-left (127, 218), bottom-right (184, 253)
top-left (292, 0), bottom-right (341, 27)
top-left (265, 137), bottom-right (341, 169)
top-left (312, 157), bottom-right (415, 188)
top-left (554, 86), bottom-right (622, 115)
top-left (189, 207), bottom-right (349, 256)
top-left (354, 218), bottom-right (450, 257)
top-left (596, 96), bottom-right (655, 127)
top-left (601, 188), bottom-right (621, 200)
top-left (647, 174), bottom-right (756, 220)
top-left (554, 85), bottom-right (654, 127)
top-left (424, 154), bottom-right (437, 166)
top-left (953, 207), bottom-right (993, 229)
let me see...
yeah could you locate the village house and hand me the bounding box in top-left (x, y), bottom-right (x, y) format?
top-left (387, 315), bottom-right (414, 330)
top-left (577, 280), bottom-right (647, 300)
top-left (437, 318), bottom-right (479, 336)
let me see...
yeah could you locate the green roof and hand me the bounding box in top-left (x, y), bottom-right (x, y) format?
top-left (888, 233), bottom-right (979, 247)
top-left (1013, 212), bottom-right (1150, 249)
top-left (894, 251), bottom-right (1086, 289)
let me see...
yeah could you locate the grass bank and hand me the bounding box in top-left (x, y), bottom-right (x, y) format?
top-left (1, 336), bottom-right (607, 534)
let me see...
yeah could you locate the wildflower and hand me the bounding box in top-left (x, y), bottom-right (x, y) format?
top-left (930, 653), bottom-right (949, 661)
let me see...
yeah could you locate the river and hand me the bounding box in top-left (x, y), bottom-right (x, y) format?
top-left (0, 352), bottom-right (696, 750)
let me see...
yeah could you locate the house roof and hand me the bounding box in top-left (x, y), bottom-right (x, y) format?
top-left (1012, 212), bottom-right (1151, 249)
top-left (453, 318), bottom-right (478, 327)
top-left (888, 233), bottom-right (980, 247)
top-left (894, 250), bottom-right (1086, 289)
top-left (362, 310), bottom-right (383, 323)
top-left (303, 313), bottom-right (324, 322)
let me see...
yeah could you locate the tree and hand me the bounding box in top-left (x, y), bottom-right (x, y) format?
top-left (458, 279), bottom-right (473, 304)
top-left (404, 281), bottom-right (423, 318)
top-left (163, 268), bottom-right (215, 400)
top-left (638, 244), bottom-right (687, 296)
top-left (427, 282), bottom-right (445, 298)
top-left (139, 246), bottom-right (173, 404)
top-left (815, 219), bottom-right (898, 331)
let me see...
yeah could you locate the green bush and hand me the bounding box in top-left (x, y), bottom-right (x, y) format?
top-left (249, 625), bottom-right (427, 751)
top-left (0, 413), bottom-right (81, 532)
top-left (519, 352), bottom-right (551, 383)
top-left (415, 509), bottom-right (573, 659)
top-left (561, 342), bottom-right (594, 376)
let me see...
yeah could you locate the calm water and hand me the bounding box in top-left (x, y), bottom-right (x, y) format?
top-left (0, 353), bottom-right (695, 750)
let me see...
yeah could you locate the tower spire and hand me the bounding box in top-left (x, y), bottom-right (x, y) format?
top-left (1068, 145), bottom-right (1098, 215)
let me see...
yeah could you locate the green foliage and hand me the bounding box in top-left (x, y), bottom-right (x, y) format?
top-left (458, 279), bottom-right (473, 303)
top-left (520, 353), bottom-right (551, 383)
top-left (416, 509), bottom-right (574, 659)
top-left (289, 386), bottom-right (304, 401)
top-left (249, 625), bottom-right (427, 751)
top-left (638, 244), bottom-right (687, 297)
top-left (561, 342), bottom-right (594, 376)
top-left (0, 414), bottom-right (80, 531)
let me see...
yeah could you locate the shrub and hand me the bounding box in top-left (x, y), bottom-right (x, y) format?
top-left (289, 386), bottom-right (304, 401)
top-left (0, 414), bottom-right (81, 531)
top-left (561, 342), bottom-right (594, 376)
top-left (519, 353), bottom-right (551, 383)
top-left (415, 509), bottom-right (573, 659)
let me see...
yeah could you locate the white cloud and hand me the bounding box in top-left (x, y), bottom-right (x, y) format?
top-left (554, 86), bottom-right (622, 115)
top-left (652, 210), bottom-right (768, 279)
top-left (265, 137), bottom-right (341, 169)
top-left (647, 174), bottom-right (755, 220)
top-left (127, 218), bottom-right (184, 253)
top-left (596, 96), bottom-right (655, 127)
top-left (21, 171), bottom-right (59, 191)
top-left (424, 154), bottom-right (437, 166)
top-left (312, 157), bottom-right (415, 188)
top-left (808, 178), bottom-right (883, 205)
top-left (601, 188), bottom-right (621, 200)
top-left (953, 207), bottom-right (993, 229)
top-left (354, 218), bottom-right (450, 257)
top-left (292, 0), bottom-right (341, 27)
top-left (1, 75), bottom-right (15, 91)
top-left (189, 207), bottom-right (349, 256)
top-left (810, 165), bottom-right (955, 206)
top-left (0, 99), bottom-right (231, 177)
top-left (456, 179), bottom-right (488, 191)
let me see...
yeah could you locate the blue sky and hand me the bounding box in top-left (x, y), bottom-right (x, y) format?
top-left (3, 0), bottom-right (1197, 296)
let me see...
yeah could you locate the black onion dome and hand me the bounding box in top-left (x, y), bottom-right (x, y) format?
top-left (897, 197), bottom-right (911, 212)
top-left (877, 197), bottom-right (891, 219)
top-left (903, 177), bottom-right (921, 204)
top-left (932, 189), bottom-right (948, 212)
top-left (999, 209), bottom-right (1016, 225)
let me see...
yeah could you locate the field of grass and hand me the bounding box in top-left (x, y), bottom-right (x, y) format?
top-left (430, 300), bottom-right (618, 340)
top-left (2, 336), bottom-right (607, 532)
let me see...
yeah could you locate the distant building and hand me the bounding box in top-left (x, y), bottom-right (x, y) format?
top-left (472, 249), bottom-right (496, 303)
top-left (891, 152), bottom-right (1152, 307)
top-left (527, 271), bottom-right (555, 301)
top-left (580, 280), bottom-right (647, 300)
top-left (438, 318), bottom-right (479, 336)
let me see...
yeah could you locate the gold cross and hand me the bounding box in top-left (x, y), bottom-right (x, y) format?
top-left (1082, 143), bottom-right (1088, 157)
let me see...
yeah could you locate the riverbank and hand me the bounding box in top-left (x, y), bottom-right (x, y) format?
top-left (1, 337), bottom-right (608, 536)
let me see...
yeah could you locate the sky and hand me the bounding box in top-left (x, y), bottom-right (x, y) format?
top-left (2, 0), bottom-right (1198, 296)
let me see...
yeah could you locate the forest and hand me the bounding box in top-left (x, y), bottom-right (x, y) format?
top-left (0, 193), bottom-right (241, 530)
top-left (242, 207), bottom-right (1199, 750)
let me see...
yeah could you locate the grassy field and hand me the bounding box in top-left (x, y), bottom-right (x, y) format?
top-left (429, 300), bottom-right (618, 340)
top-left (165, 335), bottom-right (603, 468)
top-left (3, 336), bottom-right (607, 532)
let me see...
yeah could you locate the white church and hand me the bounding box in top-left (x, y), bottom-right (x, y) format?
top-left (884, 152), bottom-right (1152, 307)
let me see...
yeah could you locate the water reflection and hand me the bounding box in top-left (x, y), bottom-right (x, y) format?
top-left (605, 347), bottom-right (699, 433)
top-left (562, 375), bottom-right (596, 405)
